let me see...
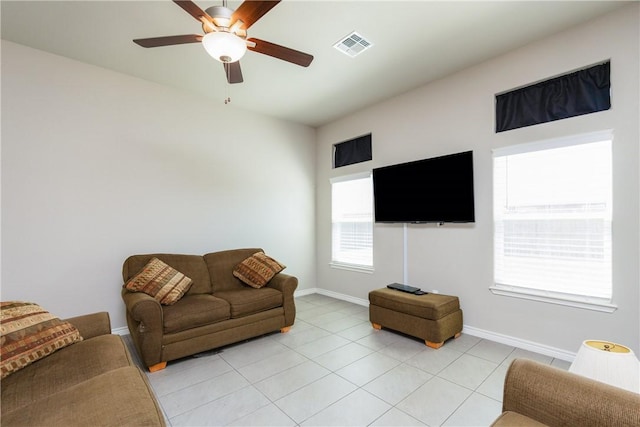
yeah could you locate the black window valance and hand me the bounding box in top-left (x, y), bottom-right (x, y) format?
top-left (496, 62), bottom-right (610, 133)
top-left (333, 134), bottom-right (372, 168)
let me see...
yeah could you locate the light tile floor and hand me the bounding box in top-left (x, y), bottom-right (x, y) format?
top-left (125, 294), bottom-right (571, 426)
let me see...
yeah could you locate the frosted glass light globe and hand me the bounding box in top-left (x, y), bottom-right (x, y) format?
top-left (202, 31), bottom-right (247, 63)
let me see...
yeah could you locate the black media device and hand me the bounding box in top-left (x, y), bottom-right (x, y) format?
top-left (372, 151), bottom-right (475, 224)
top-left (387, 283), bottom-right (428, 295)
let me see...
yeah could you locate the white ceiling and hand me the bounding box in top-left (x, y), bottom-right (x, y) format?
top-left (1, 1), bottom-right (629, 127)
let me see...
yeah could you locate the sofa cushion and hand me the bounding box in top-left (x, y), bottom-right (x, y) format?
top-left (0, 301), bottom-right (83, 379)
top-left (1, 334), bottom-right (133, 414)
top-left (233, 252), bottom-right (286, 288)
top-left (124, 257), bottom-right (192, 305)
top-left (162, 294), bottom-right (231, 334)
top-left (204, 248), bottom-right (263, 292)
top-left (214, 288), bottom-right (283, 318)
top-left (123, 254), bottom-right (212, 295)
top-left (1, 366), bottom-right (166, 427)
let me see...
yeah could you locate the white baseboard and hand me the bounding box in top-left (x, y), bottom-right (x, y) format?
top-left (294, 287), bottom-right (318, 298)
top-left (296, 288), bottom-right (576, 362)
top-left (315, 288), bottom-right (369, 307)
top-left (112, 326), bottom-right (129, 336)
top-left (462, 325), bottom-right (576, 362)
top-left (295, 287), bottom-right (368, 307)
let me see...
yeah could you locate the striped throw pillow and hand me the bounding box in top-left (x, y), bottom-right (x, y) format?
top-left (124, 257), bottom-right (192, 305)
top-left (233, 252), bottom-right (286, 289)
top-left (1, 301), bottom-right (83, 378)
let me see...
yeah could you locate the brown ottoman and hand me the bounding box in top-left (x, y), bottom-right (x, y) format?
top-left (369, 288), bottom-right (463, 349)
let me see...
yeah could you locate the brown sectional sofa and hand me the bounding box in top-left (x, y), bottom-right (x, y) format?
top-left (121, 248), bottom-right (298, 372)
top-left (492, 358), bottom-right (640, 426)
top-left (1, 312), bottom-right (165, 426)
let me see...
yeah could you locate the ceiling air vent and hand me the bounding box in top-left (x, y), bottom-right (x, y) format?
top-left (334, 31), bottom-right (373, 58)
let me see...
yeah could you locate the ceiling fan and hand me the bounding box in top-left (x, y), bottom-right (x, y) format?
top-left (133, 0), bottom-right (314, 84)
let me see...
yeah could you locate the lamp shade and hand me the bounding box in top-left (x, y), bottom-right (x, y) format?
top-left (202, 31), bottom-right (247, 63)
top-left (569, 340), bottom-right (640, 393)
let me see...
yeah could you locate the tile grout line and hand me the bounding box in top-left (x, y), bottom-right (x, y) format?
top-left (139, 294), bottom-right (563, 426)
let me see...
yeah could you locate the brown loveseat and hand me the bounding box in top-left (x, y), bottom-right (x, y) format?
top-left (1, 312), bottom-right (165, 426)
top-left (121, 248), bottom-right (298, 372)
top-left (492, 358), bottom-right (640, 426)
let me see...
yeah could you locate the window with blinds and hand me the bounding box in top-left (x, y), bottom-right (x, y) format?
top-left (331, 173), bottom-right (373, 270)
top-left (492, 131), bottom-right (613, 311)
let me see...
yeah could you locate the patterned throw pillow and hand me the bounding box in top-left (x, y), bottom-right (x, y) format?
top-left (1, 301), bottom-right (83, 378)
top-left (233, 252), bottom-right (286, 289)
top-left (124, 257), bottom-right (193, 305)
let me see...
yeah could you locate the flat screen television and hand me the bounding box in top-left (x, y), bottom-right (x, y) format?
top-left (372, 151), bottom-right (475, 223)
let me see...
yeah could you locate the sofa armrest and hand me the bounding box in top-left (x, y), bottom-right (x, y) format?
top-left (121, 289), bottom-right (163, 331)
top-left (65, 312), bottom-right (111, 339)
top-left (267, 273), bottom-right (298, 295)
top-left (122, 288), bottom-right (162, 319)
top-left (267, 273), bottom-right (298, 326)
top-left (121, 289), bottom-right (164, 367)
top-left (500, 358), bottom-right (640, 427)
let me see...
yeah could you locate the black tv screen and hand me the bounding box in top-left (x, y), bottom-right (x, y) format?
top-left (373, 151), bottom-right (475, 223)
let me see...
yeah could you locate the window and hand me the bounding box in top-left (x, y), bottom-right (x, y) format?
top-left (492, 131), bottom-right (614, 311)
top-left (333, 134), bottom-right (372, 168)
top-left (331, 173), bottom-right (373, 271)
top-left (495, 62), bottom-right (611, 132)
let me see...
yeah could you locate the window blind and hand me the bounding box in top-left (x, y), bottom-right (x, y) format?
top-left (331, 173), bottom-right (373, 268)
top-left (493, 132), bottom-right (612, 303)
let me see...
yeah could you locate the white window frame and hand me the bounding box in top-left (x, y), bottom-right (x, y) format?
top-left (491, 130), bottom-right (616, 313)
top-left (330, 172), bottom-right (374, 273)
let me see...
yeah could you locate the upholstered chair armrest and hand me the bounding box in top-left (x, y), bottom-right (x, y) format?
top-left (499, 358), bottom-right (640, 427)
top-left (267, 273), bottom-right (298, 326)
top-left (66, 312), bottom-right (111, 339)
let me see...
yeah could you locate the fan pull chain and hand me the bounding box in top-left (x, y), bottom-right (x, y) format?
top-left (224, 63), bottom-right (231, 105)
top-left (224, 86), bottom-right (231, 104)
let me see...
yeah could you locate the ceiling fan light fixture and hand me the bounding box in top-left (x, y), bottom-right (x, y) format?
top-left (202, 31), bottom-right (247, 63)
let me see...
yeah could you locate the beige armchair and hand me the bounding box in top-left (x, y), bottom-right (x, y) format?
top-left (492, 358), bottom-right (640, 426)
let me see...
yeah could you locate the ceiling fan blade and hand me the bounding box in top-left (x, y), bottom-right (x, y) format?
top-left (232, 1), bottom-right (280, 30)
top-left (224, 62), bottom-right (244, 84)
top-left (173, 0), bottom-right (214, 26)
top-left (133, 34), bottom-right (203, 48)
top-left (247, 38), bottom-right (313, 67)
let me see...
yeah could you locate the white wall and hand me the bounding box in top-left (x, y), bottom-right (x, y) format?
top-left (316, 4), bottom-right (640, 355)
top-left (1, 41), bottom-right (317, 329)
